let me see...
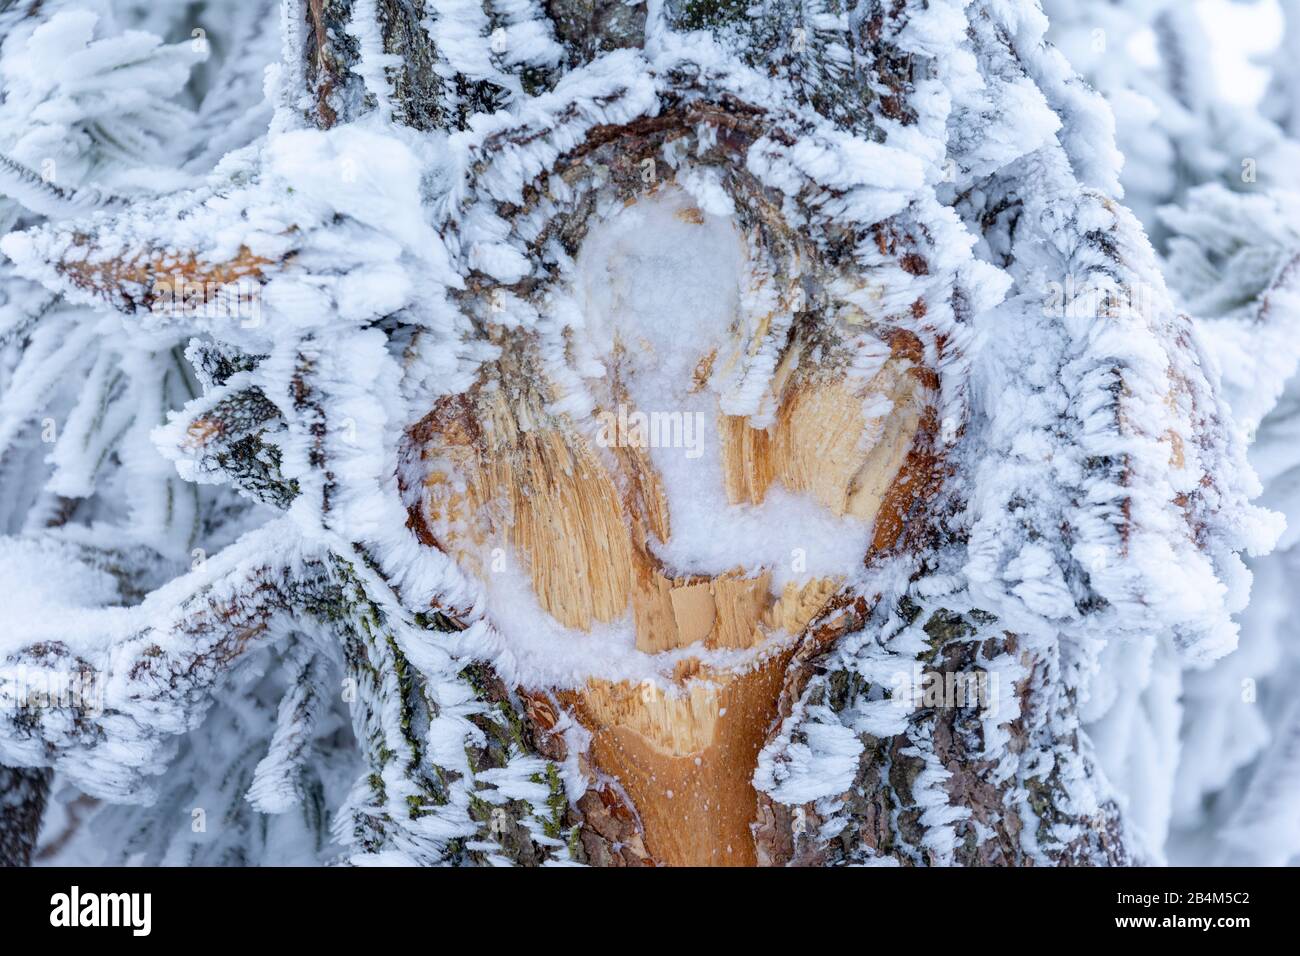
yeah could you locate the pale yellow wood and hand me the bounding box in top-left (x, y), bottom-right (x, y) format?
top-left (411, 198), bottom-right (932, 866)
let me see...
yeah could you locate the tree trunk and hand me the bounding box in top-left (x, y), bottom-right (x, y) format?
top-left (296, 0), bottom-right (1139, 866)
top-left (0, 766), bottom-right (50, 866)
top-left (0, 0), bottom-right (1270, 867)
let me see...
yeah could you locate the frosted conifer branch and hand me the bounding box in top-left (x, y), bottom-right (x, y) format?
top-left (0, 153), bottom-right (125, 218)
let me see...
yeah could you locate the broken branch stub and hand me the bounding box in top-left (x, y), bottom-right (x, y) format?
top-left (407, 106), bottom-right (944, 866)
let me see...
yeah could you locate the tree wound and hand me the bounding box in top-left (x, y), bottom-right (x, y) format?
top-left (413, 183), bottom-right (934, 865)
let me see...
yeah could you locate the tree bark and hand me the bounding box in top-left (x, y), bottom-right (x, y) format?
top-left (0, 765), bottom-right (50, 867)
top-left (385, 2), bottom-right (1134, 866)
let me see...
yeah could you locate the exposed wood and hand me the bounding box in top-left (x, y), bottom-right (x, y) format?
top-left (412, 193), bottom-right (935, 865)
top-left (721, 341), bottom-right (925, 522)
top-left (561, 651), bottom-right (794, 866)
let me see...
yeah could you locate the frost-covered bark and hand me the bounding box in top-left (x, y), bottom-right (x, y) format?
top-left (0, 765), bottom-right (49, 865)
top-left (0, 0), bottom-right (1289, 866)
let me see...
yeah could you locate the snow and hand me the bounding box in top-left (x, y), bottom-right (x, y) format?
top-left (0, 537), bottom-right (129, 652)
top-left (755, 703), bottom-right (863, 806)
top-left (266, 127), bottom-right (437, 254)
top-left (564, 186), bottom-right (877, 586)
top-left (1, 0), bottom-right (1299, 868)
top-left (447, 565), bottom-right (799, 691)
